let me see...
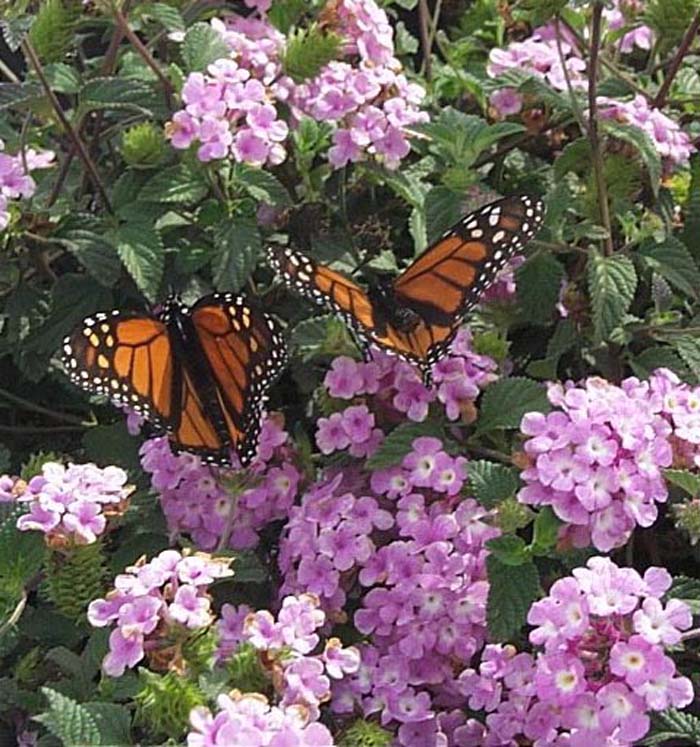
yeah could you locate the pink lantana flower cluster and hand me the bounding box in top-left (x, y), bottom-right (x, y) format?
top-left (140, 416), bottom-right (300, 551)
top-left (11, 462), bottom-right (131, 545)
top-left (321, 328), bottom-right (498, 428)
top-left (278, 434), bottom-right (500, 745)
top-left (88, 549), bottom-right (233, 677)
top-left (459, 557), bottom-right (693, 746)
top-left (517, 375), bottom-right (674, 552)
top-left (0, 141), bottom-right (55, 229)
top-left (167, 0), bottom-right (427, 169)
top-left (190, 594), bottom-right (358, 746)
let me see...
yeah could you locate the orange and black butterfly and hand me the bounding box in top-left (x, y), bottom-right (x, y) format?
top-left (268, 194), bottom-right (545, 383)
top-left (61, 293), bottom-right (287, 467)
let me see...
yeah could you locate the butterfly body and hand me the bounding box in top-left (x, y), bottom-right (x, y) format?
top-left (268, 194), bottom-right (545, 382)
top-left (62, 293), bottom-right (287, 467)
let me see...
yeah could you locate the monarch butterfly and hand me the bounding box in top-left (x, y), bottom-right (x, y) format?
top-left (61, 293), bottom-right (287, 467)
top-left (268, 194), bottom-right (545, 383)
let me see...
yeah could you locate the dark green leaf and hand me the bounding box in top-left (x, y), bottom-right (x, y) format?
top-left (115, 223), bottom-right (164, 302)
top-left (629, 346), bottom-right (689, 381)
top-left (424, 186), bottom-right (463, 244)
top-left (139, 2), bottom-right (185, 31)
top-left (587, 251), bottom-right (637, 344)
top-left (664, 469), bottom-right (700, 497)
top-left (467, 460), bottom-right (519, 508)
top-left (56, 227), bottom-right (122, 287)
top-left (268, 0), bottom-right (307, 32)
top-left (602, 120), bottom-right (661, 195)
top-left (531, 507), bottom-right (561, 555)
top-left (644, 708), bottom-right (700, 745)
top-left (233, 164), bottom-right (291, 207)
top-left (80, 77), bottom-right (155, 115)
top-left (84, 703), bottom-right (131, 746)
top-left (231, 551), bottom-right (269, 584)
top-left (182, 23), bottom-right (229, 73)
top-left (553, 139), bottom-right (592, 181)
top-left (639, 237), bottom-right (700, 300)
top-left (212, 217), bottom-right (261, 292)
top-left (486, 555), bottom-right (540, 640)
top-left (282, 25), bottom-right (342, 82)
top-left (477, 377), bottom-right (550, 433)
top-left (681, 154), bottom-right (700, 259)
top-left (0, 81), bottom-right (42, 110)
top-left (486, 535), bottom-right (529, 566)
top-left (0, 17), bottom-right (32, 52)
top-left (516, 254), bottom-right (566, 325)
top-left (35, 688), bottom-right (102, 747)
top-left (365, 421), bottom-right (446, 470)
top-left (139, 164), bottom-right (208, 204)
top-left (669, 576), bottom-right (700, 601)
top-left (671, 335), bottom-right (700, 383)
top-left (43, 63), bottom-right (81, 94)
top-left (82, 421), bottom-right (142, 474)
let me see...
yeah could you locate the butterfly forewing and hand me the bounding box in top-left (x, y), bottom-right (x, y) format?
top-left (62, 311), bottom-right (177, 432)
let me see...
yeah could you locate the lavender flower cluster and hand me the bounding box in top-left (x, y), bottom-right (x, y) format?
top-left (517, 369), bottom-right (700, 552)
top-left (140, 416), bottom-right (299, 550)
top-left (190, 594), bottom-right (359, 746)
top-left (0, 141), bottom-right (54, 230)
top-left (459, 557), bottom-right (693, 746)
top-left (8, 462), bottom-right (131, 545)
top-left (487, 7), bottom-right (694, 171)
top-left (88, 549), bottom-right (233, 677)
top-left (167, 0), bottom-right (427, 169)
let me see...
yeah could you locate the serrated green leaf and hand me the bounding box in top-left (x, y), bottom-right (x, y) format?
top-left (0, 81), bottom-right (42, 109)
top-left (681, 154), bottom-right (700, 259)
top-left (629, 345), bottom-right (689, 381)
top-left (486, 555), bottom-right (540, 641)
top-left (233, 164), bottom-right (291, 207)
top-left (669, 575), bottom-right (700, 601)
top-left (424, 186), bottom-right (463, 244)
top-left (268, 0), bottom-right (307, 33)
top-left (182, 23), bottom-right (229, 73)
top-left (139, 2), bottom-right (185, 31)
top-left (587, 252), bottom-right (637, 344)
top-left (139, 164), bottom-right (208, 204)
top-left (365, 421), bottom-right (446, 470)
top-left (671, 335), bottom-right (700, 383)
top-left (44, 63), bottom-right (81, 94)
top-left (639, 237), bottom-right (700, 300)
top-left (212, 217), bottom-right (261, 292)
top-left (1, 17), bottom-right (33, 52)
top-left (486, 535), bottom-right (529, 566)
top-left (553, 139), bottom-right (592, 180)
top-left (83, 703), bottom-right (131, 746)
top-left (645, 708), bottom-right (700, 745)
top-left (467, 460), bottom-right (519, 508)
top-left (477, 377), bottom-right (550, 433)
top-left (516, 254), bottom-right (566, 325)
top-left (282, 25), bottom-right (341, 82)
top-left (115, 223), bottom-right (164, 302)
top-left (56, 227), bottom-right (122, 288)
top-left (602, 120), bottom-right (662, 195)
top-left (35, 688), bottom-right (102, 747)
top-left (80, 77), bottom-right (155, 115)
top-left (664, 469), bottom-right (700, 496)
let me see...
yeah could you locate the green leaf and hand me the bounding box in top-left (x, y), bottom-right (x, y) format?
top-left (80, 77), bottom-right (155, 115)
top-left (516, 254), bottom-right (566, 325)
top-left (55, 225), bottom-right (122, 287)
top-left (1, 17), bottom-right (33, 52)
top-left (82, 421), bottom-right (142, 474)
top-left (139, 164), bottom-right (208, 204)
top-left (644, 708), bottom-right (700, 745)
top-left (182, 23), bottom-right (229, 73)
top-left (115, 223), bottom-right (164, 302)
top-left (44, 63), bottom-right (81, 94)
top-left (35, 688), bottom-right (102, 747)
top-left (212, 217), bottom-right (261, 292)
top-left (587, 251), bottom-right (637, 344)
top-left (602, 120), bottom-right (662, 195)
top-left (467, 460), bottom-right (519, 508)
top-left (477, 377), bottom-right (550, 433)
top-left (365, 421), bottom-right (446, 470)
top-left (282, 25), bottom-right (341, 82)
top-left (553, 139), bottom-right (592, 181)
top-left (233, 164), bottom-right (291, 207)
top-left (629, 345), bottom-right (689, 381)
top-left (669, 575), bottom-right (700, 601)
top-left (681, 154), bottom-right (700, 259)
top-left (531, 507), bottom-right (561, 555)
top-left (486, 555), bottom-right (540, 641)
top-left (671, 335), bottom-right (700, 383)
top-left (231, 551), bottom-right (269, 584)
top-left (424, 186), bottom-right (463, 244)
top-left (83, 703), bottom-right (131, 746)
top-left (139, 2), bottom-right (185, 31)
top-left (664, 469), bottom-right (700, 497)
top-left (486, 535), bottom-right (529, 566)
top-left (268, 0), bottom-right (307, 33)
top-left (29, 0), bottom-right (78, 63)
top-left (0, 81), bottom-right (41, 110)
top-left (639, 237), bottom-right (700, 300)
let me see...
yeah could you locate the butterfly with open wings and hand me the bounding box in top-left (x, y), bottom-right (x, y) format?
top-left (61, 293), bottom-right (287, 467)
top-left (268, 194), bottom-right (545, 383)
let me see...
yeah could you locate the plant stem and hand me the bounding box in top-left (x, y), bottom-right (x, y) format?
top-left (0, 387), bottom-right (88, 426)
top-left (0, 57), bottom-right (19, 83)
top-left (22, 40), bottom-right (113, 213)
top-left (587, 3), bottom-right (614, 256)
top-left (418, 0), bottom-right (433, 82)
top-left (554, 18), bottom-right (589, 137)
top-left (113, 7), bottom-right (174, 105)
top-left (652, 10), bottom-right (700, 108)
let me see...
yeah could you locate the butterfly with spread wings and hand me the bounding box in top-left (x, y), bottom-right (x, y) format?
top-left (61, 293), bottom-right (287, 467)
top-left (268, 194), bottom-right (545, 383)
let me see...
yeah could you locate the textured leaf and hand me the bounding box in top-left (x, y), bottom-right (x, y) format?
top-left (212, 217), bottom-right (261, 292)
top-left (282, 25), bottom-right (342, 82)
top-left (516, 254), bottom-right (566, 325)
top-left (424, 186), bottom-right (463, 244)
top-left (630, 346), bottom-right (689, 381)
top-left (531, 507), bottom-right (561, 555)
top-left (477, 377), bottom-right (550, 433)
top-left (80, 77), bottom-right (155, 115)
top-left (115, 223), bottom-right (164, 302)
top-left (602, 120), bottom-right (661, 194)
top-left (664, 469), bottom-right (700, 497)
top-left (182, 23), bottom-right (229, 73)
top-left (486, 556), bottom-right (540, 641)
top-left (587, 252), bottom-right (637, 344)
top-left (139, 164), bottom-right (208, 204)
top-left (365, 421), bottom-right (445, 470)
top-left (645, 708), bottom-right (700, 745)
top-left (467, 460), bottom-right (519, 508)
top-left (486, 535), bottom-right (529, 566)
top-left (671, 335), bottom-right (700, 383)
top-left (139, 2), bottom-right (185, 31)
top-left (83, 703), bottom-right (131, 746)
top-left (35, 688), bottom-right (102, 747)
top-left (681, 154), bottom-right (700, 259)
top-left (0, 81), bottom-right (41, 109)
top-left (233, 164), bottom-right (291, 207)
top-left (268, 0), bottom-right (307, 32)
top-left (669, 575), bottom-right (700, 601)
top-left (639, 237), bottom-right (700, 299)
top-left (56, 228), bottom-right (122, 287)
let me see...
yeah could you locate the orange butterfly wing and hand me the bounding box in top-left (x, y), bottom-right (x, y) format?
top-left (62, 311), bottom-right (177, 432)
